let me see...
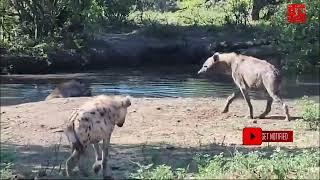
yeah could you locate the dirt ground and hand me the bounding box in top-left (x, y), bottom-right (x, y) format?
top-left (1, 97), bottom-right (319, 179)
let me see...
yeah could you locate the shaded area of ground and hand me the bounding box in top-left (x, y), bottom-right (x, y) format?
top-left (2, 142), bottom-right (318, 179)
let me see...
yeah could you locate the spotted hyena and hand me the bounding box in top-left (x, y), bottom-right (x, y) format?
top-left (64, 95), bottom-right (131, 179)
top-left (198, 52), bottom-right (290, 121)
top-left (45, 80), bottom-right (91, 100)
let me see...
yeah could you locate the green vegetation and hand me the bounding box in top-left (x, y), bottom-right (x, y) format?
top-left (224, 0), bottom-right (252, 26)
top-left (0, 147), bottom-right (16, 179)
top-left (130, 0), bottom-right (226, 26)
top-left (298, 96), bottom-right (320, 130)
top-left (130, 149), bottom-right (320, 179)
top-left (1, 0), bottom-right (319, 74)
top-left (0, 0), bottom-right (110, 58)
top-left (271, 0), bottom-right (319, 74)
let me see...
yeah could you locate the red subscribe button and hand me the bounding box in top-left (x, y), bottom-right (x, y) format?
top-left (243, 128), bottom-right (293, 145)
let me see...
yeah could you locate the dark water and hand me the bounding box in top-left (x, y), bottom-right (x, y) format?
top-left (1, 66), bottom-right (319, 106)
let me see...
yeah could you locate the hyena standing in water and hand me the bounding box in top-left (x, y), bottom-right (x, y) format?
top-left (64, 95), bottom-right (131, 179)
top-left (198, 52), bottom-right (290, 121)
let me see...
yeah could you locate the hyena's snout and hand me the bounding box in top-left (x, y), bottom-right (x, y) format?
top-left (198, 67), bottom-right (206, 74)
top-left (117, 117), bottom-right (125, 127)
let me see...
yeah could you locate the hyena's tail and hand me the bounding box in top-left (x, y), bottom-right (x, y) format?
top-left (64, 110), bottom-right (85, 153)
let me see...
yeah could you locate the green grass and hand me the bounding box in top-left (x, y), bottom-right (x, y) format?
top-left (0, 147), bottom-right (16, 179)
top-left (128, 0), bottom-right (273, 29)
top-left (128, 0), bottom-right (230, 30)
top-left (130, 149), bottom-right (320, 179)
top-left (298, 96), bottom-right (320, 130)
top-left (129, 6), bottom-right (226, 27)
top-left (129, 0), bottom-right (227, 27)
top-left (127, 0), bottom-right (275, 41)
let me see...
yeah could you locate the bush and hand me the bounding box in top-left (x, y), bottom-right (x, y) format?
top-left (0, 147), bottom-right (15, 179)
top-left (129, 0), bottom-right (226, 27)
top-left (298, 96), bottom-right (320, 130)
top-left (130, 163), bottom-right (177, 179)
top-left (271, 0), bottom-right (320, 74)
top-left (0, 0), bottom-right (105, 59)
top-left (177, 0), bottom-right (226, 26)
top-left (224, 0), bottom-right (252, 26)
top-left (101, 0), bottom-right (135, 24)
top-left (131, 149), bottom-right (320, 179)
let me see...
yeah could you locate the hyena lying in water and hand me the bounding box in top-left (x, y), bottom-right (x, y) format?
top-left (198, 52), bottom-right (290, 121)
top-left (64, 95), bottom-right (131, 179)
top-left (45, 80), bottom-right (91, 100)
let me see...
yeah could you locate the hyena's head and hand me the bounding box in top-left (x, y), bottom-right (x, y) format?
top-left (74, 80), bottom-right (92, 96)
top-left (115, 96), bottom-right (131, 127)
top-left (197, 52), bottom-right (220, 75)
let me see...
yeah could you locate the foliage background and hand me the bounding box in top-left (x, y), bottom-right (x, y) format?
top-left (1, 0), bottom-right (319, 74)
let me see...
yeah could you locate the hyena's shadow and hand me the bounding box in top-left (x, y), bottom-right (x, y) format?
top-left (262, 115), bottom-right (301, 121)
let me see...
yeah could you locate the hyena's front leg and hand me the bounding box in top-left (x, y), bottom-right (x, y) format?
top-left (240, 88), bottom-right (254, 119)
top-left (102, 136), bottom-right (113, 180)
top-left (222, 91), bottom-right (241, 113)
top-left (92, 143), bottom-right (102, 174)
top-left (66, 150), bottom-right (81, 177)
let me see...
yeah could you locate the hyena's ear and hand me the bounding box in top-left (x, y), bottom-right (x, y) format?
top-left (213, 52), bottom-right (220, 62)
top-left (122, 96), bottom-right (131, 108)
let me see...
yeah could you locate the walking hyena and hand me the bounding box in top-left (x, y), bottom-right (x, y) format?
top-left (198, 52), bottom-right (290, 121)
top-left (64, 95), bottom-right (131, 179)
top-left (45, 80), bottom-right (91, 100)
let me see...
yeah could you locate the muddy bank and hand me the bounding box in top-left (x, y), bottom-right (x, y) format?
top-left (1, 97), bottom-right (319, 178)
top-left (0, 32), bottom-right (280, 74)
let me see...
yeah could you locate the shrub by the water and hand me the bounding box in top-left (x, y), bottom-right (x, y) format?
top-left (271, 0), bottom-right (319, 74)
top-left (0, 147), bottom-right (15, 179)
top-left (1, 0), bottom-right (319, 74)
top-left (224, 0), bottom-right (252, 26)
top-left (298, 96), bottom-right (320, 130)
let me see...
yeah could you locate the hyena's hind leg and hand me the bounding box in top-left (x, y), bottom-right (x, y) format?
top-left (259, 95), bottom-right (273, 119)
top-left (264, 79), bottom-right (290, 121)
top-left (271, 93), bottom-right (290, 121)
top-left (65, 150), bottom-right (81, 177)
top-left (239, 88), bottom-right (254, 119)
